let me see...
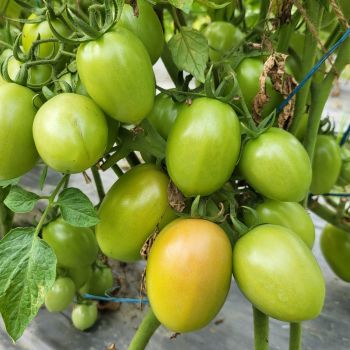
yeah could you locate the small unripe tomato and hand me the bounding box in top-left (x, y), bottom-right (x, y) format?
top-left (45, 277), bottom-right (76, 312)
top-left (71, 303), bottom-right (98, 331)
top-left (80, 266), bottom-right (113, 296)
top-left (146, 219), bottom-right (232, 332)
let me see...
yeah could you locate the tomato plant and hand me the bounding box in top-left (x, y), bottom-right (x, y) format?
top-left (67, 266), bottom-right (92, 289)
top-left (166, 97), bottom-right (241, 196)
top-left (204, 21), bottom-right (244, 62)
top-left (33, 93), bottom-right (108, 173)
top-left (71, 303), bottom-right (98, 331)
top-left (321, 224), bottom-right (350, 282)
top-left (45, 277), bottom-right (76, 312)
top-left (233, 224), bottom-right (325, 322)
top-left (116, 0), bottom-right (164, 64)
top-left (239, 127), bottom-right (312, 202)
top-left (146, 219), bottom-right (232, 332)
top-left (96, 164), bottom-right (172, 262)
top-left (42, 218), bottom-right (99, 269)
top-left (244, 199), bottom-right (315, 248)
top-left (0, 83), bottom-right (39, 180)
top-left (337, 148), bottom-right (350, 186)
top-left (76, 27), bottom-right (155, 124)
top-left (310, 135), bottom-right (342, 195)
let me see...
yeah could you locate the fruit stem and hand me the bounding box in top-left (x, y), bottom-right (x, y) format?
top-left (253, 306), bottom-right (269, 350)
top-left (127, 308), bottom-right (160, 350)
top-left (289, 323), bottom-right (302, 350)
top-left (91, 166), bottom-right (105, 203)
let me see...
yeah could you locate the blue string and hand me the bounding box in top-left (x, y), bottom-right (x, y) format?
top-left (83, 294), bottom-right (149, 304)
top-left (311, 193), bottom-right (350, 197)
top-left (340, 124), bottom-right (350, 146)
top-left (277, 27), bottom-right (350, 114)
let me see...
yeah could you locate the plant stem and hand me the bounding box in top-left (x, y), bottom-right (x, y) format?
top-left (127, 308), bottom-right (160, 350)
top-left (126, 152), bottom-right (141, 167)
top-left (111, 164), bottom-right (124, 177)
top-left (289, 323), bottom-right (302, 350)
top-left (290, 0), bottom-right (323, 134)
top-left (34, 174), bottom-right (68, 236)
top-left (91, 166), bottom-right (105, 203)
top-left (160, 43), bottom-right (182, 88)
top-left (253, 306), bottom-right (269, 350)
top-left (0, 187), bottom-right (13, 237)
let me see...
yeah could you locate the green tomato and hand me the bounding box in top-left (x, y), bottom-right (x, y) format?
top-left (33, 93), bottom-right (108, 173)
top-left (310, 135), bottom-right (341, 195)
top-left (239, 127), bottom-right (312, 202)
top-left (166, 97), bottom-right (241, 196)
top-left (45, 277), bottom-right (76, 312)
top-left (244, 199), bottom-right (315, 248)
top-left (147, 93), bottom-right (182, 139)
top-left (204, 21), bottom-right (244, 62)
top-left (77, 27), bottom-right (155, 124)
top-left (22, 13), bottom-right (70, 58)
top-left (147, 218), bottom-right (232, 332)
top-left (72, 303), bottom-right (98, 331)
top-left (96, 164), bottom-right (170, 262)
top-left (0, 83), bottom-right (39, 180)
top-left (337, 148), bottom-right (350, 186)
top-left (235, 57), bottom-right (283, 118)
top-left (81, 266), bottom-right (113, 296)
top-left (7, 56), bottom-right (52, 85)
top-left (67, 266), bottom-right (92, 289)
top-left (116, 0), bottom-right (164, 64)
top-left (233, 224), bottom-right (325, 322)
top-left (42, 218), bottom-right (99, 269)
top-left (321, 224), bottom-right (350, 282)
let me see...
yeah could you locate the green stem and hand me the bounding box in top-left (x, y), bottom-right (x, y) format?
top-left (290, 0), bottom-right (323, 134)
top-left (111, 164), bottom-right (124, 177)
top-left (0, 187), bottom-right (14, 237)
top-left (255, 0), bottom-right (270, 33)
top-left (126, 152), bottom-right (141, 167)
top-left (289, 323), bottom-right (302, 350)
top-left (34, 174), bottom-right (68, 236)
top-left (91, 166), bottom-right (105, 203)
top-left (276, 13), bottom-right (300, 53)
top-left (160, 42), bottom-right (182, 88)
top-left (253, 306), bottom-right (269, 350)
top-left (127, 308), bottom-right (160, 350)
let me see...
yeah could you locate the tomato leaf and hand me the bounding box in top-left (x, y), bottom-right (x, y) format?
top-left (168, 27), bottom-right (209, 83)
top-left (0, 177), bottom-right (21, 188)
top-left (0, 227), bottom-right (56, 341)
top-left (57, 188), bottom-right (99, 227)
top-left (4, 185), bottom-right (40, 213)
top-left (168, 0), bottom-right (193, 13)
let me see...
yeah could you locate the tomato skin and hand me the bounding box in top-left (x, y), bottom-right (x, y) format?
top-left (67, 266), bottom-right (92, 289)
top-left (235, 57), bottom-right (283, 117)
top-left (22, 14), bottom-right (70, 58)
top-left (310, 135), bottom-right (341, 195)
top-left (244, 199), bottom-right (315, 248)
top-left (147, 93), bottom-right (181, 139)
top-left (166, 98), bottom-right (241, 196)
top-left (42, 218), bottom-right (99, 269)
top-left (45, 277), bottom-right (76, 312)
top-left (96, 164), bottom-right (171, 262)
top-left (0, 83), bottom-right (39, 180)
top-left (146, 218), bottom-right (232, 332)
top-left (116, 0), bottom-right (164, 64)
top-left (204, 21), bottom-right (244, 62)
top-left (33, 93), bottom-right (108, 173)
top-left (239, 127), bottom-right (312, 202)
top-left (80, 266), bottom-right (113, 296)
top-left (321, 224), bottom-right (350, 282)
top-left (233, 224), bottom-right (325, 322)
top-left (72, 303), bottom-right (98, 331)
top-left (77, 27), bottom-right (155, 124)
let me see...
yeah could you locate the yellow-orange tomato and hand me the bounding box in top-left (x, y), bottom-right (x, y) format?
top-left (146, 219), bottom-right (232, 332)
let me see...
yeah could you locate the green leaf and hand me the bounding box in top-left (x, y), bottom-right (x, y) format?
top-left (168, 27), bottom-right (209, 83)
top-left (0, 177), bottom-right (21, 188)
top-left (39, 165), bottom-right (48, 191)
top-left (0, 227), bottom-right (56, 341)
top-left (57, 188), bottom-right (99, 227)
top-left (4, 185), bottom-right (40, 213)
top-left (168, 0), bottom-right (193, 13)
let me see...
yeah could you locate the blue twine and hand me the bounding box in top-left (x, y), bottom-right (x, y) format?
top-left (340, 124), bottom-right (350, 146)
top-left (83, 294), bottom-right (149, 304)
top-left (277, 27), bottom-right (350, 114)
top-left (311, 193), bottom-right (350, 197)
